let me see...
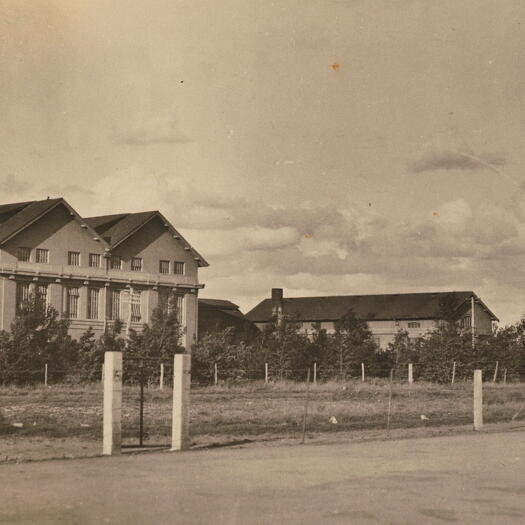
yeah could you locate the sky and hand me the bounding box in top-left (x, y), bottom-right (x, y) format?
top-left (2, 0), bottom-right (525, 325)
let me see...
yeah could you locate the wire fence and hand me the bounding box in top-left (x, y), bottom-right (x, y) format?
top-left (1, 363), bottom-right (524, 462)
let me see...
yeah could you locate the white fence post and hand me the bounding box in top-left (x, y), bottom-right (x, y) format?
top-left (214, 362), bottom-right (218, 386)
top-left (408, 363), bottom-right (414, 385)
top-left (265, 363), bottom-right (268, 384)
top-left (473, 369), bottom-right (483, 431)
top-left (160, 363), bottom-right (164, 391)
top-left (44, 363), bottom-right (48, 386)
top-left (492, 361), bottom-right (499, 383)
top-left (451, 361), bottom-right (456, 385)
top-left (171, 354), bottom-right (191, 451)
top-left (361, 362), bottom-right (365, 382)
top-left (313, 362), bottom-right (317, 384)
top-left (103, 351), bottom-right (123, 455)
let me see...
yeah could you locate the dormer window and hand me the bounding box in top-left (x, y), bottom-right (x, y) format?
top-left (17, 247), bottom-right (31, 262)
top-left (36, 248), bottom-right (49, 264)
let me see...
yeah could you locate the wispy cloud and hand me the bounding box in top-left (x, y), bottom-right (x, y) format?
top-left (116, 116), bottom-right (192, 146)
top-left (410, 147), bottom-right (506, 174)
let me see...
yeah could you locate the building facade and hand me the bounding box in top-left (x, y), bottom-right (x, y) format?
top-left (0, 198), bottom-right (208, 350)
top-left (246, 288), bottom-right (499, 349)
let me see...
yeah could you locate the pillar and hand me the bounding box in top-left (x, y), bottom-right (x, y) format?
top-left (103, 351), bottom-right (123, 455)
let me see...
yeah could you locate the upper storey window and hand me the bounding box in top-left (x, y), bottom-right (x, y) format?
top-left (131, 257), bottom-right (143, 272)
top-left (89, 253), bottom-right (101, 268)
top-left (68, 251), bottom-right (80, 266)
top-left (36, 248), bottom-right (49, 264)
top-left (159, 260), bottom-right (170, 274)
top-left (407, 321), bottom-right (421, 329)
top-left (174, 261), bottom-right (185, 275)
top-left (17, 247), bottom-right (31, 262)
top-left (110, 255), bottom-right (122, 270)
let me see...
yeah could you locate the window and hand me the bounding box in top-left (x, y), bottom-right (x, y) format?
top-left (66, 287), bottom-right (80, 319)
top-left (88, 288), bottom-right (100, 320)
top-left (131, 257), bottom-right (143, 272)
top-left (89, 253), bottom-right (101, 268)
top-left (372, 335), bottom-right (381, 349)
top-left (16, 282), bottom-right (30, 309)
top-left (174, 261), bottom-right (185, 275)
top-left (463, 316), bottom-right (472, 329)
top-left (175, 294), bottom-right (184, 324)
top-left (68, 251), bottom-right (80, 266)
top-left (109, 289), bottom-right (121, 320)
top-left (17, 247), bottom-right (30, 262)
top-left (159, 260), bottom-right (170, 274)
top-left (36, 284), bottom-right (48, 308)
top-left (110, 255), bottom-right (122, 270)
top-left (407, 322), bottom-right (421, 329)
top-left (130, 290), bottom-right (142, 322)
top-left (35, 248), bottom-right (49, 264)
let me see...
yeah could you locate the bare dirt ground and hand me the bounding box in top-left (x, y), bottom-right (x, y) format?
top-left (1, 430), bottom-right (524, 524)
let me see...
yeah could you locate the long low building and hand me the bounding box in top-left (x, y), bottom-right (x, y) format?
top-left (0, 198), bottom-right (208, 348)
top-left (246, 288), bottom-right (499, 349)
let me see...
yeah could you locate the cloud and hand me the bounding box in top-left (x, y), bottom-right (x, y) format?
top-left (410, 147), bottom-right (506, 174)
top-left (116, 116), bottom-right (192, 146)
top-left (0, 174), bottom-right (32, 196)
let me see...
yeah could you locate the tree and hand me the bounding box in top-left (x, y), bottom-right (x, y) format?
top-left (326, 310), bottom-right (377, 380)
top-left (0, 294), bottom-right (73, 383)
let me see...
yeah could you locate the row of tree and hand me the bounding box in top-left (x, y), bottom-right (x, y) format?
top-left (1, 293), bottom-right (525, 384)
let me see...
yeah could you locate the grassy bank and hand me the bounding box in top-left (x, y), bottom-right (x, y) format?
top-left (1, 380), bottom-right (524, 461)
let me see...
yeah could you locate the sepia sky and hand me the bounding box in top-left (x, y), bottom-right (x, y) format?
top-left (2, 0), bottom-right (525, 324)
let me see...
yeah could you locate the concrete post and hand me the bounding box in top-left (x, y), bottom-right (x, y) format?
top-left (103, 351), bottom-right (122, 455)
top-left (408, 363), bottom-right (414, 385)
top-left (473, 369), bottom-right (483, 431)
top-left (361, 362), bottom-right (365, 382)
top-left (265, 363), bottom-right (269, 384)
top-left (171, 353), bottom-right (191, 451)
top-left (313, 362), bottom-right (317, 384)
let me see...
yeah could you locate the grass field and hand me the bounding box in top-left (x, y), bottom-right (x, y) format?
top-left (1, 379), bottom-right (524, 462)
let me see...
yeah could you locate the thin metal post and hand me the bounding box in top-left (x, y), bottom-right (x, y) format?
top-left (503, 368), bottom-right (507, 384)
top-left (313, 362), bottom-right (317, 384)
top-left (386, 369), bottom-right (394, 438)
top-left (361, 362), bottom-right (365, 382)
top-left (160, 363), bottom-right (164, 391)
top-left (44, 363), bottom-right (48, 386)
top-left (214, 362), bottom-right (218, 386)
top-left (265, 363), bottom-right (268, 384)
top-left (301, 368), bottom-right (311, 444)
top-left (139, 362), bottom-right (144, 447)
top-left (474, 369), bottom-right (483, 431)
top-left (451, 361), bottom-right (456, 385)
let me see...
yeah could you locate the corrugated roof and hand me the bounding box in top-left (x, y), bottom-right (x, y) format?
top-left (0, 199), bottom-right (63, 244)
top-left (246, 291), bottom-right (498, 322)
top-left (199, 299), bottom-right (240, 310)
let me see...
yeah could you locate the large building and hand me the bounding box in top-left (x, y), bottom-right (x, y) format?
top-left (246, 288), bottom-right (499, 349)
top-left (0, 198), bottom-right (208, 349)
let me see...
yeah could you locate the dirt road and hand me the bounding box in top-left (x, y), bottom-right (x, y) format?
top-left (1, 431), bottom-right (524, 524)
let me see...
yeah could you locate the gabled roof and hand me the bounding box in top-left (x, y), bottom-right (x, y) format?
top-left (0, 198), bottom-right (110, 249)
top-left (246, 291), bottom-right (499, 323)
top-left (84, 210), bottom-right (209, 267)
